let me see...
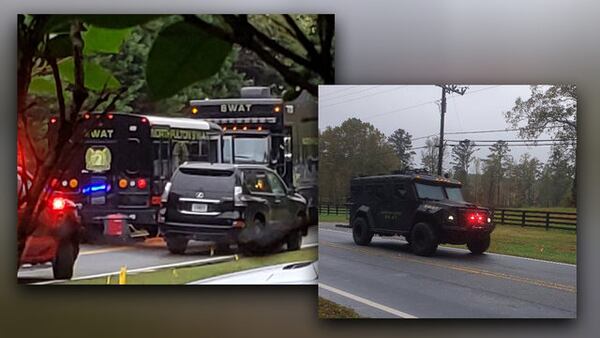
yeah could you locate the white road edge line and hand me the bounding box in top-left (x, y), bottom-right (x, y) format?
top-left (31, 243), bottom-right (317, 285)
top-left (319, 283), bottom-right (418, 319)
top-left (31, 255), bottom-right (236, 285)
top-left (319, 227), bottom-right (576, 267)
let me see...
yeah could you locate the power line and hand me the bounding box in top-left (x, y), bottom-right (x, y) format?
top-left (412, 126), bottom-right (565, 141)
top-left (365, 85), bottom-right (501, 121)
top-left (320, 86), bottom-right (404, 108)
top-left (319, 86), bottom-right (381, 102)
top-left (445, 138), bottom-right (576, 143)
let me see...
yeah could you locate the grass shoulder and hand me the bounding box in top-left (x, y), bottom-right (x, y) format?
top-left (65, 247), bottom-right (317, 285)
top-left (318, 297), bottom-right (361, 319)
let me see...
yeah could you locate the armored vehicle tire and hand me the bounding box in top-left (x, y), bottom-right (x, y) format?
top-left (352, 217), bottom-right (373, 246)
top-left (467, 234), bottom-right (491, 254)
top-left (166, 235), bottom-right (189, 255)
top-left (53, 240), bottom-right (77, 279)
top-left (410, 222), bottom-right (438, 256)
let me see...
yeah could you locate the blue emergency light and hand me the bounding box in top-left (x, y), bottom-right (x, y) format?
top-left (82, 183), bottom-right (109, 195)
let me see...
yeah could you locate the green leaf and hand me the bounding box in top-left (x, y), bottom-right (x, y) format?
top-left (79, 15), bottom-right (163, 29)
top-left (45, 34), bottom-right (72, 59)
top-left (58, 58), bottom-right (120, 92)
top-left (83, 26), bottom-right (132, 54)
top-left (29, 76), bottom-right (56, 96)
top-left (145, 21), bottom-right (232, 99)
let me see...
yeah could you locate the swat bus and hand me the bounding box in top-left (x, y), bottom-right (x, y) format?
top-left (189, 87), bottom-right (318, 225)
top-left (49, 112), bottom-right (222, 238)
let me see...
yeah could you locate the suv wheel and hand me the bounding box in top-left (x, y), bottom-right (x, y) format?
top-left (286, 229), bottom-right (302, 251)
top-left (352, 217), bottom-right (373, 246)
top-left (53, 240), bottom-right (77, 279)
top-left (467, 234), bottom-right (491, 254)
top-left (410, 222), bottom-right (438, 256)
top-left (166, 235), bottom-right (189, 255)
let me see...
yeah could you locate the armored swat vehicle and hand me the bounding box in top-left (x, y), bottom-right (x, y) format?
top-left (348, 171), bottom-right (494, 256)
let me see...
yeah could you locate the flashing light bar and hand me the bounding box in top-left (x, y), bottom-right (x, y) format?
top-left (204, 118), bottom-right (277, 124)
top-left (82, 183), bottom-right (109, 195)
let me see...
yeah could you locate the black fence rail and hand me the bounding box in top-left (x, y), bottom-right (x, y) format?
top-left (318, 203), bottom-right (350, 218)
top-left (493, 208), bottom-right (577, 231)
top-left (318, 203), bottom-right (577, 231)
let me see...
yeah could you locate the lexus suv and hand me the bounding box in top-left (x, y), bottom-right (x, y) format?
top-left (349, 170), bottom-right (494, 256)
top-left (158, 163), bottom-right (308, 255)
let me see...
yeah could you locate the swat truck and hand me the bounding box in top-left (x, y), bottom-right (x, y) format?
top-left (348, 170), bottom-right (494, 256)
top-left (188, 87), bottom-right (318, 226)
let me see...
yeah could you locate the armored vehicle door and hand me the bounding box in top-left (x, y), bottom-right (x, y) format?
top-left (381, 181), bottom-right (415, 233)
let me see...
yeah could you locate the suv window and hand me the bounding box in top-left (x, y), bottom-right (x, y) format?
top-left (244, 170), bottom-right (272, 194)
top-left (445, 187), bottom-right (464, 202)
top-left (173, 168), bottom-right (235, 193)
top-left (266, 172), bottom-right (286, 195)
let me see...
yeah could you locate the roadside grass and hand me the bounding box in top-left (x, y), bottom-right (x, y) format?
top-left (318, 297), bottom-right (361, 319)
top-left (485, 224), bottom-right (576, 264)
top-left (320, 214), bottom-right (576, 264)
top-left (319, 214), bottom-right (348, 223)
top-left (65, 247), bottom-right (317, 285)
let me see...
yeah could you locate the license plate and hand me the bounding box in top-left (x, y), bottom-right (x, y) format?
top-left (191, 203), bottom-right (208, 212)
top-left (91, 196), bottom-right (106, 205)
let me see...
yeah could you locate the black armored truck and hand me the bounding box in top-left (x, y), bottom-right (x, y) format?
top-left (348, 171), bottom-right (494, 256)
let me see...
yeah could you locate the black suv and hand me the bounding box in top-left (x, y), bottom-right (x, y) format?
top-left (349, 172), bottom-right (494, 256)
top-left (159, 163), bottom-right (308, 254)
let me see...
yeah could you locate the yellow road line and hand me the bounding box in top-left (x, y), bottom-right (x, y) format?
top-left (321, 241), bottom-right (576, 293)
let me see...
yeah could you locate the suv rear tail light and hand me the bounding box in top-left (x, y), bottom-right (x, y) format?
top-left (136, 178), bottom-right (147, 189)
top-left (50, 197), bottom-right (68, 211)
top-left (232, 219), bottom-right (246, 228)
top-left (161, 182), bottom-right (172, 203)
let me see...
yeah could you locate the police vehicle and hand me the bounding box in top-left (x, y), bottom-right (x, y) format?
top-left (349, 170), bottom-right (495, 256)
top-left (189, 87), bottom-right (318, 226)
top-left (48, 112), bottom-right (222, 239)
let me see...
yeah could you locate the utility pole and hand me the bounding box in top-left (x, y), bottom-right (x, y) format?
top-left (436, 85), bottom-right (468, 176)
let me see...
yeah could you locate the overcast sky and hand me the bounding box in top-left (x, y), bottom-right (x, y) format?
top-left (318, 85), bottom-right (559, 168)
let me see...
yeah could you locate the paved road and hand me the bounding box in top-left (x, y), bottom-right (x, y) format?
top-left (318, 223), bottom-right (577, 318)
top-left (18, 226), bottom-right (317, 283)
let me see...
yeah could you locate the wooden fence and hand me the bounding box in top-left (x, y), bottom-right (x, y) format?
top-left (318, 203), bottom-right (576, 231)
top-left (493, 208), bottom-right (576, 231)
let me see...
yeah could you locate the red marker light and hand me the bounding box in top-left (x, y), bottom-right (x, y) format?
top-left (107, 113), bottom-right (114, 120)
top-left (257, 126), bottom-right (263, 131)
top-left (136, 178), bottom-right (147, 189)
top-left (49, 117), bottom-right (58, 124)
top-left (140, 117), bottom-right (148, 124)
top-left (50, 197), bottom-right (66, 211)
top-left (84, 113), bottom-right (91, 120)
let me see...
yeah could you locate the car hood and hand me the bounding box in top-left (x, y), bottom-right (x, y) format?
top-left (188, 261), bottom-right (318, 285)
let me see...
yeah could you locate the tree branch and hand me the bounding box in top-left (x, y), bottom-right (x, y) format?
top-left (48, 57), bottom-right (66, 122)
top-left (281, 15), bottom-right (320, 63)
top-left (183, 15), bottom-right (318, 95)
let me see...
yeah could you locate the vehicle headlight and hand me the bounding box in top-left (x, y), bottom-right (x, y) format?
top-left (448, 215), bottom-right (454, 221)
